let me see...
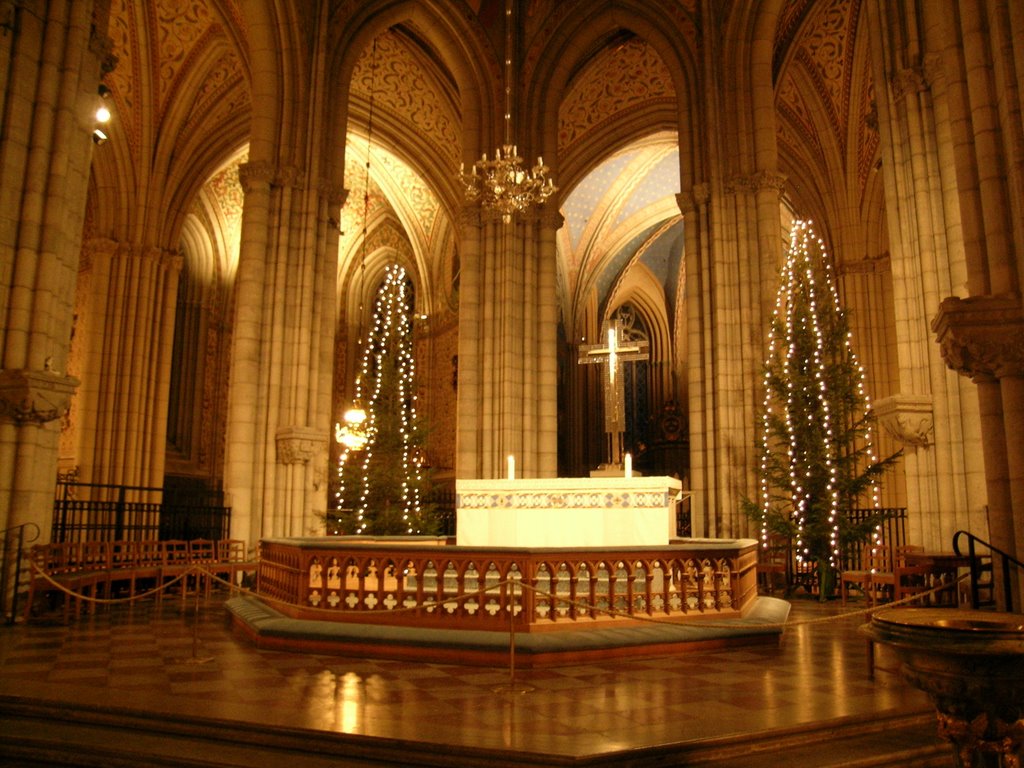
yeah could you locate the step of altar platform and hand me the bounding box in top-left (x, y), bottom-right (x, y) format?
top-left (0, 694), bottom-right (950, 767)
top-left (665, 710), bottom-right (950, 767)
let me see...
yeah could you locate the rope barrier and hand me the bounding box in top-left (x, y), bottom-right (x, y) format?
top-left (28, 560), bottom-right (195, 605)
top-left (26, 559), bottom-right (970, 630)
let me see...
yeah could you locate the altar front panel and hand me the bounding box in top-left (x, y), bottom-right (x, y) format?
top-left (455, 477), bottom-right (683, 548)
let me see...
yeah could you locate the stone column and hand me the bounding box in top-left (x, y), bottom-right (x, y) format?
top-left (865, 1), bottom-right (989, 550)
top-left (224, 159), bottom-right (341, 542)
top-left (933, 296), bottom-right (1024, 607)
top-left (682, 170), bottom-right (783, 539)
top-left (891, 0), bottom-right (1023, 603)
top-left (455, 208), bottom-right (483, 478)
top-left (455, 205), bottom-right (559, 480)
top-left (0, 1), bottom-right (110, 535)
top-left (535, 209), bottom-right (563, 477)
top-left (73, 240), bottom-right (182, 494)
top-left (680, 183), bottom-right (712, 536)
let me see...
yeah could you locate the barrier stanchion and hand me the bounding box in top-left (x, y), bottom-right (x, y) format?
top-left (176, 571), bottom-right (214, 666)
top-left (493, 575), bottom-right (533, 695)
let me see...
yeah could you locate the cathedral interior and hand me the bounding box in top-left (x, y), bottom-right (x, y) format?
top-left (1, 0), bottom-right (1022, 591)
top-left (2, 1), bottom-right (1024, 765)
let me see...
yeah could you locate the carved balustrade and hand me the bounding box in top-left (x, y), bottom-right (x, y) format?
top-left (257, 538), bottom-right (758, 632)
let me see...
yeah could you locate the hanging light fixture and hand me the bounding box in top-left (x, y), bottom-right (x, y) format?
top-left (460, 0), bottom-right (556, 223)
top-left (336, 39), bottom-right (381, 452)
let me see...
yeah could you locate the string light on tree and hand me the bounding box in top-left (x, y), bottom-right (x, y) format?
top-left (334, 264), bottom-right (437, 536)
top-left (752, 220), bottom-right (899, 599)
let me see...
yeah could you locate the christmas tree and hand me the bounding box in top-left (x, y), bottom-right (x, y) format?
top-left (333, 263), bottom-right (439, 536)
top-left (750, 220), bottom-right (900, 598)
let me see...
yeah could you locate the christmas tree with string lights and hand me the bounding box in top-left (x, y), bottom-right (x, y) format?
top-left (332, 263), bottom-right (439, 536)
top-left (748, 220), bottom-right (900, 599)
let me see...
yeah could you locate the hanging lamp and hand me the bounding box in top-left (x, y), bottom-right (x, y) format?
top-left (460, 0), bottom-right (556, 223)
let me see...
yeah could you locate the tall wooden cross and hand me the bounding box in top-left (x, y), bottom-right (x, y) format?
top-left (577, 320), bottom-right (649, 467)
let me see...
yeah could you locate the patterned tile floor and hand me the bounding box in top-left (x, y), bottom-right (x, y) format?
top-left (0, 592), bottom-right (932, 759)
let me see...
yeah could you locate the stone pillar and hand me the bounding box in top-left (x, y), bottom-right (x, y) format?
top-left (224, 159), bottom-right (342, 542)
top-left (894, 0), bottom-right (1024, 603)
top-left (73, 240), bottom-right (181, 494)
top-left (680, 183), bottom-right (712, 537)
top-left (865, 0), bottom-right (989, 551)
top-left (534, 209), bottom-right (562, 477)
top-left (455, 205), bottom-right (560, 480)
top-left (933, 296), bottom-right (1024, 607)
top-left (455, 208), bottom-right (483, 478)
top-left (0, 1), bottom-right (110, 536)
top-left (682, 170), bottom-right (783, 539)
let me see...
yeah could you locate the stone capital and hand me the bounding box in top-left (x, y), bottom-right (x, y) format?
top-left (874, 393), bottom-right (934, 447)
top-left (459, 206), bottom-right (483, 229)
top-left (932, 294), bottom-right (1024, 381)
top-left (275, 425), bottom-right (328, 465)
top-left (0, 369), bottom-right (80, 426)
top-left (238, 160), bottom-right (275, 194)
top-left (538, 208), bottom-right (565, 231)
top-left (724, 171), bottom-right (786, 197)
top-left (318, 179), bottom-right (348, 209)
top-left (839, 253), bottom-right (891, 276)
top-left (677, 184), bottom-right (709, 215)
top-left (891, 65), bottom-right (928, 102)
top-left (749, 170), bottom-right (787, 194)
top-left (89, 29), bottom-right (118, 75)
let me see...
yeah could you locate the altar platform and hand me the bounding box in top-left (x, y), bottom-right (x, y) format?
top-left (229, 534), bottom-right (786, 666)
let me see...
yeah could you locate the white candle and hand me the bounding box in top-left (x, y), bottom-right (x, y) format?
top-left (507, 454), bottom-right (515, 480)
top-left (624, 452), bottom-right (633, 478)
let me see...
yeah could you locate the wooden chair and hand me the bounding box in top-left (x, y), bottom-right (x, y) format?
top-left (160, 540), bottom-right (192, 601)
top-left (842, 543), bottom-right (924, 605)
top-left (757, 535), bottom-right (789, 595)
top-left (870, 545), bottom-right (924, 603)
top-left (841, 542), bottom-right (888, 605)
top-left (130, 539), bottom-right (166, 599)
top-left (104, 540), bottom-right (139, 598)
top-left (75, 540), bottom-right (112, 613)
top-left (214, 539), bottom-right (256, 591)
top-left (188, 538), bottom-right (217, 596)
top-left (893, 561), bottom-right (931, 604)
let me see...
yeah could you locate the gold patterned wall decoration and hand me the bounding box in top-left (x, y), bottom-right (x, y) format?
top-left (104, 0), bottom-right (142, 156)
top-left (790, 0), bottom-right (860, 157)
top-left (855, 61), bottom-right (879, 196)
top-left (179, 49), bottom-right (250, 142)
top-left (776, 68), bottom-right (826, 170)
top-left (773, 0), bottom-right (815, 78)
top-left (349, 30), bottom-right (460, 181)
top-left (153, 0), bottom-right (217, 116)
top-left (558, 38), bottom-right (676, 154)
top-left (104, 0), bottom-right (249, 175)
top-left (375, 151), bottom-right (441, 247)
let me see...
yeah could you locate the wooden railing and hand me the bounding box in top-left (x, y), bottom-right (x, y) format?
top-left (52, 481), bottom-right (231, 542)
top-left (1, 522), bottom-right (40, 623)
top-left (23, 538), bottom-right (258, 621)
top-left (954, 530), bottom-right (1022, 612)
top-left (258, 538), bottom-right (759, 632)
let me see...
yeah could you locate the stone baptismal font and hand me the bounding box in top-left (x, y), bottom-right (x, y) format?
top-left (863, 608), bottom-right (1024, 767)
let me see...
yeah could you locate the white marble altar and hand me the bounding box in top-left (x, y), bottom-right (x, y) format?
top-left (455, 476), bottom-right (684, 548)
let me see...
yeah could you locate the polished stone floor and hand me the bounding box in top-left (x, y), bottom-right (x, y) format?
top-left (0, 592), bottom-right (932, 761)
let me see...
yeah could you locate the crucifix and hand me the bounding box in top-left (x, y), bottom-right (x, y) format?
top-left (577, 319), bottom-right (649, 468)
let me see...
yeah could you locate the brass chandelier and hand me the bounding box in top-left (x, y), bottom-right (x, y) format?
top-left (460, 0), bottom-right (556, 223)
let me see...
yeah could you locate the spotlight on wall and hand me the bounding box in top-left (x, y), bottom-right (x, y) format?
top-left (93, 84), bottom-right (111, 145)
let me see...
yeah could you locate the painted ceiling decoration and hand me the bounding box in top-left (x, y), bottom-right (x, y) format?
top-left (103, 0), bottom-right (877, 336)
